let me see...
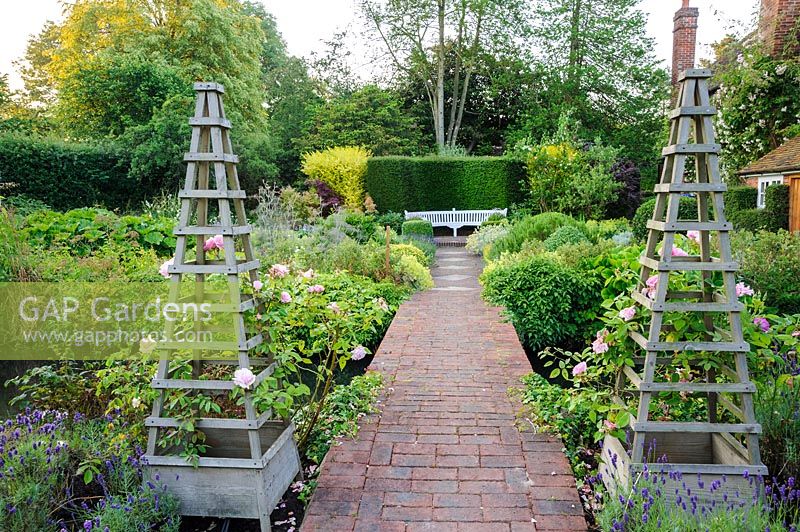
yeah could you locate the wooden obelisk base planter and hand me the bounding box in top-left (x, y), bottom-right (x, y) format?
top-left (600, 432), bottom-right (766, 505)
top-left (145, 421), bottom-right (300, 529)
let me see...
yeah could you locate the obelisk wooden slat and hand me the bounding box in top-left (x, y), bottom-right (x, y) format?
top-left (144, 82), bottom-right (300, 532)
top-left (601, 69), bottom-right (766, 501)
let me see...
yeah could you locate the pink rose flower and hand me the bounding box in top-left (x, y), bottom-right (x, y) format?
top-left (643, 274), bottom-right (659, 299)
top-left (618, 306), bottom-right (636, 322)
top-left (203, 234), bottom-right (224, 251)
top-left (232, 368), bottom-right (256, 390)
top-left (659, 246), bottom-right (689, 257)
top-left (753, 317), bottom-right (770, 332)
top-left (269, 264), bottom-right (290, 278)
top-left (792, 330), bottom-right (800, 337)
top-left (735, 282), bottom-right (754, 298)
top-left (604, 419), bottom-right (617, 431)
top-left (280, 291), bottom-right (292, 303)
top-left (592, 338), bottom-right (609, 354)
top-left (307, 284), bottom-right (325, 294)
top-left (300, 269), bottom-right (315, 279)
top-left (159, 257), bottom-right (174, 278)
top-left (351, 346), bottom-right (367, 361)
top-left (687, 230), bottom-right (701, 242)
top-left (327, 302), bottom-right (342, 314)
top-left (253, 280), bottom-right (263, 291)
top-left (572, 361), bottom-right (588, 376)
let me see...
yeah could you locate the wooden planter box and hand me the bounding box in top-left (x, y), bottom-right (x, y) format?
top-left (144, 421), bottom-right (300, 529)
top-left (600, 433), bottom-right (766, 504)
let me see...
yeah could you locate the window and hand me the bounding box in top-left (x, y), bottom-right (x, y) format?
top-left (757, 175), bottom-right (784, 208)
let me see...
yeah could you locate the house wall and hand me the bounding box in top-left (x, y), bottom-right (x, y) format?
top-left (759, 0), bottom-right (800, 58)
top-left (743, 173), bottom-right (800, 232)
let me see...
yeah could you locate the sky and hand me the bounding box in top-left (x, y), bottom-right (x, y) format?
top-left (1, 0), bottom-right (760, 91)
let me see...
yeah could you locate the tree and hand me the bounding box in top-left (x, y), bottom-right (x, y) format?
top-left (396, 48), bottom-right (538, 154)
top-left (518, 0), bottom-right (670, 183)
top-left (297, 85), bottom-right (424, 156)
top-left (709, 41), bottom-right (800, 177)
top-left (360, 0), bottom-right (530, 150)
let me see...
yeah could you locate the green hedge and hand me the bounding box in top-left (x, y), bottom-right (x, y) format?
top-left (0, 135), bottom-right (138, 211)
top-left (402, 218), bottom-right (434, 239)
top-left (632, 196), bottom-right (701, 241)
top-left (724, 186), bottom-right (758, 215)
top-left (729, 184), bottom-right (789, 232)
top-left (365, 156), bottom-right (525, 212)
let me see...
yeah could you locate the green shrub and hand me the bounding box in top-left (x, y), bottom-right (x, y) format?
top-left (765, 183), bottom-right (790, 230)
top-left (481, 212), bottom-right (508, 226)
top-left (525, 142), bottom-right (621, 219)
top-left (365, 156), bottom-right (525, 212)
top-left (0, 134), bottom-right (136, 211)
top-left (632, 196), bottom-right (702, 241)
top-left (402, 218), bottom-right (434, 239)
top-left (486, 212), bottom-right (582, 260)
top-left (466, 224), bottom-right (510, 256)
top-left (375, 211), bottom-right (405, 233)
top-left (732, 229), bottom-right (800, 313)
top-left (301, 146), bottom-right (370, 209)
top-left (724, 186), bottom-right (758, 214)
top-left (543, 225), bottom-right (589, 251)
top-left (729, 208), bottom-right (771, 231)
top-left (22, 208), bottom-right (177, 257)
top-left (398, 235), bottom-right (436, 265)
top-left (0, 207), bottom-right (35, 281)
top-left (480, 253), bottom-right (600, 353)
top-left (390, 243), bottom-right (429, 267)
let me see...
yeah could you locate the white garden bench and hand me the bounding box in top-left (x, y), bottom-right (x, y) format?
top-left (404, 208), bottom-right (507, 237)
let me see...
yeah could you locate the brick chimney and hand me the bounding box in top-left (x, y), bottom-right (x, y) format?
top-left (759, 0), bottom-right (800, 58)
top-left (672, 0), bottom-right (699, 85)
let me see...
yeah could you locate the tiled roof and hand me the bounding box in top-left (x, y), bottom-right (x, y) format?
top-left (738, 135), bottom-right (800, 175)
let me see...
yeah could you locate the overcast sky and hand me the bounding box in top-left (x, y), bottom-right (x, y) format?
top-left (2, 0), bottom-right (759, 91)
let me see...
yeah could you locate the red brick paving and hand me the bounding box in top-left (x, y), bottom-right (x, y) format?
top-left (301, 249), bottom-right (586, 531)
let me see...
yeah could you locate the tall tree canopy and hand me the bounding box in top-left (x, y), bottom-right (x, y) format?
top-left (360, 0), bottom-right (530, 150)
top-left (513, 0), bottom-right (670, 183)
top-left (297, 85), bottom-right (425, 156)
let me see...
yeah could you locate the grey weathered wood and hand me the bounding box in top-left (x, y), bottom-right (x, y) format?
top-left (668, 106), bottom-right (716, 119)
top-left (646, 220), bottom-right (732, 231)
top-left (661, 143), bottom-right (721, 156)
top-left (609, 69), bottom-right (765, 502)
top-left (631, 422), bottom-right (761, 434)
top-left (145, 82), bottom-right (299, 532)
top-left (653, 182), bottom-right (727, 193)
top-left (174, 225), bottom-right (252, 236)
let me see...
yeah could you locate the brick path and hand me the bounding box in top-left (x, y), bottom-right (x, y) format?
top-left (301, 248), bottom-right (586, 531)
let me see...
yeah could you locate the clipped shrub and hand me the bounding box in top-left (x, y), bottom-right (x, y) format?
top-left (632, 196), bottom-right (702, 241)
top-left (724, 186), bottom-right (758, 214)
top-left (543, 225), bottom-right (589, 252)
top-left (465, 224), bottom-right (510, 256)
top-left (732, 229), bottom-right (800, 313)
top-left (302, 146), bottom-right (370, 209)
top-left (729, 208), bottom-right (771, 232)
top-left (390, 243), bottom-right (429, 267)
top-left (365, 156), bottom-right (525, 212)
top-left (480, 253), bottom-right (600, 353)
top-left (402, 218), bottom-right (434, 239)
top-left (486, 212), bottom-right (582, 260)
top-left (0, 134), bottom-right (135, 211)
top-left (765, 184), bottom-right (790, 230)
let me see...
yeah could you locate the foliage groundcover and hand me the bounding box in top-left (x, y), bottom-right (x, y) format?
top-left (365, 156), bottom-right (525, 213)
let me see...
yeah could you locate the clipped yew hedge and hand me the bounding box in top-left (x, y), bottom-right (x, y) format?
top-left (365, 156), bottom-right (525, 212)
top-left (0, 134), bottom-right (137, 211)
